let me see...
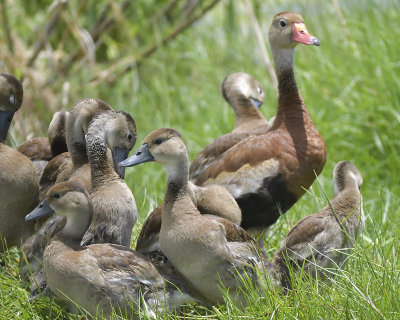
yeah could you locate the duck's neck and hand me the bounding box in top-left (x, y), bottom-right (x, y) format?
top-left (86, 119), bottom-right (117, 187)
top-left (234, 103), bottom-right (266, 132)
top-left (163, 154), bottom-right (196, 219)
top-left (60, 211), bottom-right (91, 242)
top-left (270, 46), bottom-right (308, 129)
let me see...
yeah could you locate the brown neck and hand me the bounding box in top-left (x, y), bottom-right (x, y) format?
top-left (234, 103), bottom-right (266, 131)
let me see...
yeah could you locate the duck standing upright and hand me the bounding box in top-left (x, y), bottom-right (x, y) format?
top-left (0, 73), bottom-right (39, 251)
top-left (194, 12), bottom-right (327, 254)
top-left (273, 161), bottom-right (364, 291)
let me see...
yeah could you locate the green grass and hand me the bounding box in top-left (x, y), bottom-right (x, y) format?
top-left (1, 0), bottom-right (400, 318)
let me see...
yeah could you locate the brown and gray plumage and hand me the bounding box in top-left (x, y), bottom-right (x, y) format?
top-left (0, 73), bottom-right (39, 252)
top-left (25, 181), bottom-right (197, 318)
top-left (17, 110), bottom-right (69, 181)
top-left (120, 128), bottom-right (267, 306)
top-left (193, 12), bottom-right (326, 256)
top-left (39, 99), bottom-right (114, 200)
top-left (189, 72), bottom-right (270, 182)
top-left (135, 182), bottom-right (241, 254)
top-left (80, 110), bottom-right (137, 247)
top-left (273, 161), bottom-right (364, 291)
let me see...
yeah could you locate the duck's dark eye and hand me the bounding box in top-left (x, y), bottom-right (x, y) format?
top-left (257, 87), bottom-right (263, 95)
top-left (9, 95), bottom-right (16, 104)
top-left (53, 193), bottom-right (60, 199)
top-left (279, 19), bottom-right (287, 28)
top-left (127, 133), bottom-right (133, 140)
top-left (154, 138), bottom-right (163, 145)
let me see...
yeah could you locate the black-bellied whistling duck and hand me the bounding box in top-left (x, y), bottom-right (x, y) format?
top-left (189, 72), bottom-right (270, 181)
top-left (25, 181), bottom-right (197, 317)
top-left (273, 161), bottom-right (364, 291)
top-left (80, 110), bottom-right (137, 247)
top-left (193, 12), bottom-right (327, 257)
top-left (17, 110), bottom-right (69, 181)
top-left (119, 128), bottom-right (269, 306)
top-left (0, 73), bottom-right (39, 252)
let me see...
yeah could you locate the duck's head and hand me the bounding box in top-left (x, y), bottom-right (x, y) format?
top-left (221, 72), bottom-right (265, 110)
top-left (107, 111), bottom-right (137, 178)
top-left (0, 73), bottom-right (23, 143)
top-left (333, 161), bottom-right (363, 196)
top-left (87, 110), bottom-right (137, 178)
top-left (268, 12), bottom-right (320, 49)
top-left (25, 181), bottom-right (91, 222)
top-left (119, 128), bottom-right (186, 169)
top-left (25, 181), bottom-right (92, 240)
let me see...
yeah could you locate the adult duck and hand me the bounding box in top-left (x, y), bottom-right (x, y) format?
top-left (193, 12), bottom-right (327, 254)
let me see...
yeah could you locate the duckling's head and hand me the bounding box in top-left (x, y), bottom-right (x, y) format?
top-left (0, 73), bottom-right (23, 142)
top-left (221, 72), bottom-right (265, 110)
top-left (268, 12), bottom-right (320, 50)
top-left (87, 110), bottom-right (137, 178)
top-left (119, 128), bottom-right (187, 169)
top-left (333, 161), bottom-right (363, 196)
top-left (25, 181), bottom-right (92, 239)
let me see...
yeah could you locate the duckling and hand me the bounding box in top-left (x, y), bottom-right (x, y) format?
top-left (17, 110), bottom-right (69, 181)
top-left (136, 182), bottom-right (242, 253)
top-left (0, 73), bottom-right (39, 252)
top-left (273, 161), bottom-right (364, 291)
top-left (193, 12), bottom-right (326, 256)
top-left (39, 99), bottom-right (113, 199)
top-left (25, 181), bottom-right (197, 318)
top-left (80, 110), bottom-right (137, 247)
top-left (21, 108), bottom-right (136, 283)
top-left (189, 72), bottom-right (270, 182)
top-left (120, 128), bottom-right (265, 306)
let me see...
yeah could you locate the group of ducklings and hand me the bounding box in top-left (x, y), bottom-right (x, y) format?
top-left (0, 12), bottom-right (364, 318)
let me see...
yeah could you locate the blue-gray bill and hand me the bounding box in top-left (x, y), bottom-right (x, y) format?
top-left (25, 199), bottom-right (54, 222)
top-left (0, 110), bottom-right (15, 143)
top-left (112, 147), bottom-right (130, 179)
top-left (119, 143), bottom-right (155, 168)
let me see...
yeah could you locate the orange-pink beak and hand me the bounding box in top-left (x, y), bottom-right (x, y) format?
top-left (291, 22), bottom-right (320, 46)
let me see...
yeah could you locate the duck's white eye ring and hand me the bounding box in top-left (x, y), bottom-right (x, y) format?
top-left (279, 19), bottom-right (287, 28)
top-left (257, 87), bottom-right (263, 95)
top-left (9, 94), bottom-right (16, 104)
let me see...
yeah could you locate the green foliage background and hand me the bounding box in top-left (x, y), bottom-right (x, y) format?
top-left (1, 0), bottom-right (399, 318)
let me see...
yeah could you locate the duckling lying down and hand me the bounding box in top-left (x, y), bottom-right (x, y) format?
top-left (25, 181), bottom-right (197, 318)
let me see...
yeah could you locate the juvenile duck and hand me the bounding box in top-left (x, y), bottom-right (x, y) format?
top-left (17, 110), bottom-right (69, 181)
top-left (135, 182), bottom-right (242, 253)
top-left (0, 73), bottom-right (39, 251)
top-left (273, 161), bottom-right (364, 291)
top-left (80, 110), bottom-right (137, 247)
top-left (193, 12), bottom-right (326, 255)
top-left (120, 128), bottom-right (265, 306)
top-left (189, 72), bottom-right (270, 181)
top-left (25, 181), bottom-right (197, 318)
